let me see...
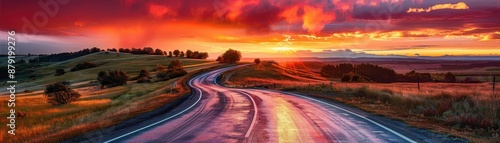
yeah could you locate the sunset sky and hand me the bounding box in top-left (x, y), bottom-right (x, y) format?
top-left (1, 0), bottom-right (499, 58)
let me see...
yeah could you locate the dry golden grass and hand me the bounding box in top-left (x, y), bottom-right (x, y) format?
top-left (222, 63), bottom-right (500, 142)
top-left (0, 53), bottom-right (220, 143)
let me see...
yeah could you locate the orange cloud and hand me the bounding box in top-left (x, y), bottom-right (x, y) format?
top-left (407, 2), bottom-right (469, 13)
top-left (148, 4), bottom-right (176, 18)
top-left (302, 6), bottom-right (336, 33)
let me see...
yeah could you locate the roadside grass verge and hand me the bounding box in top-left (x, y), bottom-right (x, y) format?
top-left (0, 53), bottom-right (219, 143)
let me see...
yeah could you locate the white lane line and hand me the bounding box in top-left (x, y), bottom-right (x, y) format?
top-left (281, 92), bottom-right (417, 143)
top-left (103, 74), bottom-right (205, 143)
top-left (213, 72), bottom-right (258, 138)
top-left (235, 91), bottom-right (258, 138)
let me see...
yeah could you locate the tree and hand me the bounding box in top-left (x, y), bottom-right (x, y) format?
top-left (168, 51), bottom-right (173, 57)
top-left (55, 68), bottom-right (66, 76)
top-left (97, 70), bottom-right (129, 88)
top-left (216, 56), bottom-right (223, 62)
top-left (220, 49), bottom-right (241, 63)
top-left (143, 47), bottom-right (154, 54)
top-left (192, 51), bottom-right (199, 59)
top-left (444, 72), bottom-right (456, 83)
top-left (44, 82), bottom-right (81, 105)
top-left (186, 50), bottom-right (193, 58)
top-left (180, 51), bottom-right (185, 57)
top-left (254, 58), bottom-right (261, 65)
top-left (173, 49), bottom-right (180, 57)
top-left (154, 49), bottom-right (164, 55)
top-left (91, 47), bottom-right (101, 53)
top-left (198, 52), bottom-right (209, 59)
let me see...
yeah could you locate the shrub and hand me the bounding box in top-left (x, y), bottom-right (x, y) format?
top-left (136, 69), bottom-right (151, 83)
top-left (341, 74), bottom-right (351, 82)
top-left (168, 60), bottom-right (183, 69)
top-left (97, 70), bottom-right (129, 88)
top-left (138, 69), bottom-right (150, 78)
top-left (444, 72), bottom-right (456, 83)
top-left (70, 62), bottom-right (97, 72)
top-left (55, 68), bottom-right (66, 76)
top-left (168, 68), bottom-right (188, 79)
top-left (44, 82), bottom-right (81, 105)
top-left (156, 60), bottom-right (188, 81)
top-left (254, 58), bottom-right (261, 65)
top-left (156, 69), bottom-right (169, 80)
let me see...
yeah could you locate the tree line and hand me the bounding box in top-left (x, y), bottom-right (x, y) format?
top-left (321, 63), bottom-right (458, 83)
top-left (108, 47), bottom-right (209, 59)
top-left (28, 47), bottom-right (209, 64)
top-left (321, 63), bottom-right (397, 83)
top-left (29, 47), bottom-right (102, 63)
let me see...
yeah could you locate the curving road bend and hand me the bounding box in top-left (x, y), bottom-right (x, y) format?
top-left (100, 66), bottom-right (463, 143)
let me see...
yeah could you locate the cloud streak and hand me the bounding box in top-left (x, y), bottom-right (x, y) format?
top-left (407, 2), bottom-right (469, 13)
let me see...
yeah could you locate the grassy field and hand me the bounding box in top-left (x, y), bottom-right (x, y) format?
top-left (0, 52), bottom-right (219, 142)
top-left (221, 62), bottom-right (500, 142)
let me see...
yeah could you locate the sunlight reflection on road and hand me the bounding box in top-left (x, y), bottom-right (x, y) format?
top-left (275, 97), bottom-right (301, 143)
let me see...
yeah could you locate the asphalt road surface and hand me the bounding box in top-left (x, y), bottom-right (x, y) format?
top-left (74, 65), bottom-right (465, 143)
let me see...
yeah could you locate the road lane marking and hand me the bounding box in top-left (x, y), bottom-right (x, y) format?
top-left (213, 71), bottom-right (258, 138)
top-left (103, 74), bottom-right (205, 143)
top-left (235, 91), bottom-right (258, 138)
top-left (283, 92), bottom-right (417, 143)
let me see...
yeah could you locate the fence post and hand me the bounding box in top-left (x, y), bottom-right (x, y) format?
top-left (493, 76), bottom-right (496, 95)
top-left (417, 74), bottom-right (420, 91)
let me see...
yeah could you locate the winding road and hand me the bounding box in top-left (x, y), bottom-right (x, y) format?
top-left (76, 66), bottom-right (464, 143)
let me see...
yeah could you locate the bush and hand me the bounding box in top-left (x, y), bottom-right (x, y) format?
top-left (44, 82), bottom-right (81, 105)
top-left (168, 60), bottom-right (183, 69)
top-left (156, 60), bottom-right (188, 81)
top-left (254, 58), bottom-right (261, 65)
top-left (444, 72), bottom-right (456, 83)
top-left (156, 69), bottom-right (169, 80)
top-left (55, 68), bottom-right (66, 76)
top-left (341, 74), bottom-right (351, 82)
top-left (168, 68), bottom-right (188, 79)
top-left (97, 70), bottom-right (129, 88)
top-left (136, 69), bottom-right (151, 83)
top-left (138, 69), bottom-right (150, 78)
top-left (70, 62), bottom-right (97, 72)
